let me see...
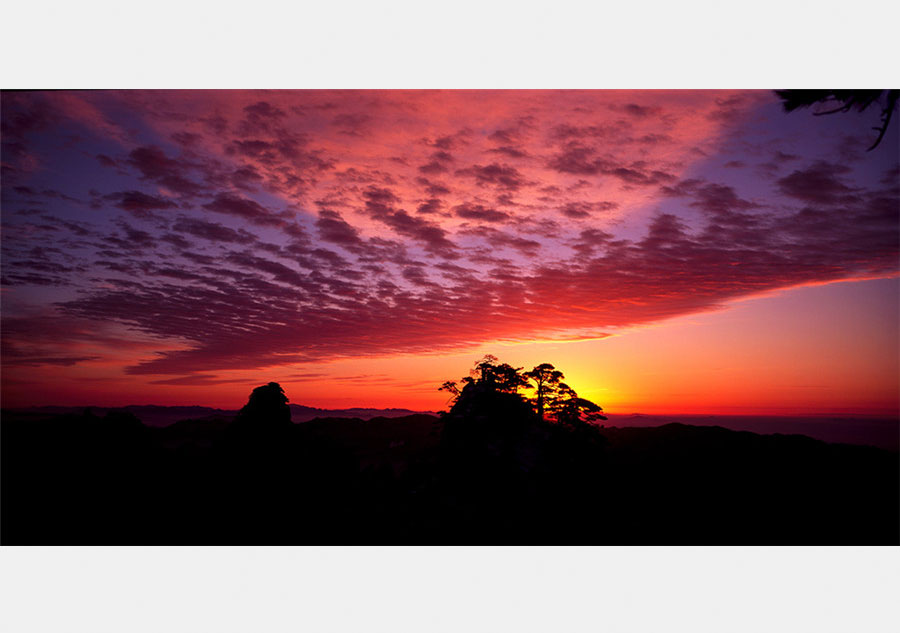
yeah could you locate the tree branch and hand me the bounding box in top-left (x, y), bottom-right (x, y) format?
top-left (867, 91), bottom-right (899, 151)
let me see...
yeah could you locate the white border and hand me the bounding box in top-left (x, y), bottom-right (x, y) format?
top-left (1, 1), bottom-right (898, 88)
top-left (1, 547), bottom-right (898, 632)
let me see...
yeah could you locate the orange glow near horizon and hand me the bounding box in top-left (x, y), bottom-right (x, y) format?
top-left (4, 277), bottom-right (897, 417)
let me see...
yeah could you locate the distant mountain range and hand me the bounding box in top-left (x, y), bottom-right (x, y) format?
top-left (1, 404), bottom-right (435, 427)
top-left (602, 413), bottom-right (899, 451)
top-left (3, 406), bottom-right (895, 450)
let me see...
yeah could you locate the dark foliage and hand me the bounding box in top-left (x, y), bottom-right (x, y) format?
top-left (775, 89), bottom-right (899, 150)
top-left (440, 355), bottom-right (607, 426)
top-left (1, 376), bottom-right (897, 545)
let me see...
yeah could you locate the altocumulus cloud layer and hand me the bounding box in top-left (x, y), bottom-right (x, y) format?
top-left (1, 90), bottom-right (897, 377)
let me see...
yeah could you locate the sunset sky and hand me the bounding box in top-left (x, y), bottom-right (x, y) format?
top-left (1, 90), bottom-right (897, 414)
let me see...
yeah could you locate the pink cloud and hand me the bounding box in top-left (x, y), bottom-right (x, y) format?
top-left (1, 89), bottom-right (896, 386)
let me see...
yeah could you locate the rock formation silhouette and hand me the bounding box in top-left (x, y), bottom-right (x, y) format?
top-left (232, 381), bottom-right (292, 429)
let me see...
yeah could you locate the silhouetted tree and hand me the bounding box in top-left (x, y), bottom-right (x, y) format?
top-left (774, 89), bottom-right (899, 150)
top-left (439, 380), bottom-right (461, 397)
top-left (441, 356), bottom-right (529, 405)
top-left (471, 354), bottom-right (501, 385)
top-left (551, 383), bottom-right (607, 427)
top-left (492, 363), bottom-right (530, 394)
top-left (523, 363), bottom-right (564, 422)
top-left (465, 355), bottom-right (529, 394)
top-left (441, 356), bottom-right (608, 428)
top-left (439, 379), bottom-right (462, 406)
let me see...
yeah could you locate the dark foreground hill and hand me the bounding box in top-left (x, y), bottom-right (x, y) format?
top-left (2, 384), bottom-right (897, 545)
top-left (1, 403), bottom-right (431, 427)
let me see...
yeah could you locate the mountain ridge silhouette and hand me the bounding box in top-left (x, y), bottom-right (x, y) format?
top-left (1, 380), bottom-right (897, 545)
top-left (2, 403), bottom-right (436, 427)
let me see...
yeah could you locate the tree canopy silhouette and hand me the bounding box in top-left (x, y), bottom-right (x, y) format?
top-left (774, 89), bottom-right (899, 150)
top-left (552, 383), bottom-right (608, 426)
top-left (439, 356), bottom-right (606, 426)
top-left (522, 363), bottom-right (564, 422)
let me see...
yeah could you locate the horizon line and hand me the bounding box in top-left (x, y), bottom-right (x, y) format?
top-left (3, 402), bottom-right (897, 420)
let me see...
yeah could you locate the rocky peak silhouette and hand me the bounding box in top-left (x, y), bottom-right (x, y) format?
top-left (231, 382), bottom-right (292, 431)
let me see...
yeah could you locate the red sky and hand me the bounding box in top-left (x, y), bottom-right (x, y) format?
top-left (1, 90), bottom-right (898, 414)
